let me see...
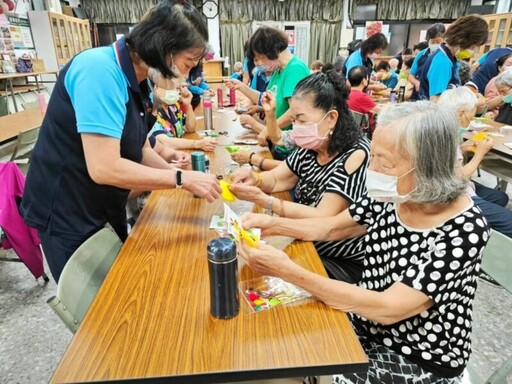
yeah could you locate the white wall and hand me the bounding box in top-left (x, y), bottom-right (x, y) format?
top-left (208, 16), bottom-right (222, 60)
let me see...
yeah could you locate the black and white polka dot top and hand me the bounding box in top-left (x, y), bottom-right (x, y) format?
top-left (349, 197), bottom-right (491, 378)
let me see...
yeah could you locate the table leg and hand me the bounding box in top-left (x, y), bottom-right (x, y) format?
top-left (35, 76), bottom-right (41, 92)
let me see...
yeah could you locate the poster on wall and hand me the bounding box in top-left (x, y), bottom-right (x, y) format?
top-left (365, 21), bottom-right (391, 42)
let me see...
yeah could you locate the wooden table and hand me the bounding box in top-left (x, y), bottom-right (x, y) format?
top-left (0, 70), bottom-right (59, 113)
top-left (464, 119), bottom-right (512, 161)
top-left (50, 109), bottom-right (368, 383)
top-left (0, 108), bottom-right (44, 144)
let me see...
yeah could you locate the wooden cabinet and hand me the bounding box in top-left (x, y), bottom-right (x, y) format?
top-left (479, 13), bottom-right (512, 55)
top-left (28, 11), bottom-right (91, 70)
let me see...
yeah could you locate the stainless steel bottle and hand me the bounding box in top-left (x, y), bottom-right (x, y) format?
top-left (207, 237), bottom-right (239, 319)
top-left (191, 152), bottom-right (205, 198)
top-left (203, 98), bottom-right (213, 130)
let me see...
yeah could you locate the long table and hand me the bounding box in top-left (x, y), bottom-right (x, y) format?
top-left (0, 70), bottom-right (58, 113)
top-left (50, 108), bottom-right (368, 383)
top-left (0, 108), bottom-right (44, 144)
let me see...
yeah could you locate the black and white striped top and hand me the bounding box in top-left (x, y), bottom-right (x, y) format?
top-left (285, 137), bottom-right (371, 270)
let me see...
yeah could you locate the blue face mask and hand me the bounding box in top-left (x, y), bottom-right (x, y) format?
top-left (503, 94), bottom-right (512, 104)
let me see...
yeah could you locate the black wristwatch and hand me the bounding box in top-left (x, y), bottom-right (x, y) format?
top-left (175, 169), bottom-right (183, 189)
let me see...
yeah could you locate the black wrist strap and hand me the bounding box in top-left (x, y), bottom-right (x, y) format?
top-left (248, 152), bottom-right (256, 166)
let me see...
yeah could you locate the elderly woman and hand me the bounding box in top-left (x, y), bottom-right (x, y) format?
top-left (439, 87), bottom-right (512, 238)
top-left (239, 101), bottom-right (490, 383)
top-left (484, 53), bottom-right (512, 119)
top-left (230, 70), bottom-right (370, 283)
top-left (20, 0), bottom-right (221, 282)
top-left (225, 26), bottom-right (310, 159)
top-left (493, 70), bottom-right (512, 125)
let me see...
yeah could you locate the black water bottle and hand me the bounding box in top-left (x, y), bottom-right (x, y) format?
top-left (207, 237), bottom-right (239, 319)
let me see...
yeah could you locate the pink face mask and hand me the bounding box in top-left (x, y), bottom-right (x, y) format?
top-left (289, 113), bottom-right (331, 150)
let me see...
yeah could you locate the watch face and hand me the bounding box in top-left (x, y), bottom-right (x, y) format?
top-left (202, 0), bottom-right (218, 19)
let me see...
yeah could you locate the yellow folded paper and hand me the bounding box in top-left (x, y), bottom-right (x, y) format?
top-left (219, 180), bottom-right (236, 202)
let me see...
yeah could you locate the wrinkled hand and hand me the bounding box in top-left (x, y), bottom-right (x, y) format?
top-left (237, 241), bottom-right (292, 277)
top-left (460, 140), bottom-right (476, 153)
top-left (230, 167), bottom-right (256, 185)
top-left (257, 129), bottom-right (268, 146)
top-left (179, 86), bottom-right (193, 106)
top-left (231, 150), bottom-right (252, 165)
top-left (246, 105), bottom-right (261, 115)
top-left (261, 90), bottom-right (276, 113)
top-left (474, 137), bottom-right (494, 157)
top-left (174, 151), bottom-right (191, 168)
top-left (239, 114), bottom-right (256, 129)
top-left (225, 78), bottom-right (243, 90)
top-left (182, 170), bottom-right (221, 202)
top-left (483, 112), bottom-right (496, 120)
top-left (241, 212), bottom-right (275, 231)
top-left (228, 183), bottom-right (266, 204)
top-left (198, 137), bottom-right (218, 151)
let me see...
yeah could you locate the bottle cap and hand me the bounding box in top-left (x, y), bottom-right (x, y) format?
top-left (207, 237), bottom-right (236, 263)
top-left (204, 100), bottom-right (213, 108)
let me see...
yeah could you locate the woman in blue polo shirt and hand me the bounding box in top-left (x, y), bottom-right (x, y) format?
top-left (419, 15), bottom-right (488, 102)
top-left (343, 32), bottom-right (388, 83)
top-left (21, 0), bottom-right (221, 282)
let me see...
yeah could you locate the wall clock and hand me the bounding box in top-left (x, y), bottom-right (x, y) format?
top-left (202, 0), bottom-right (218, 19)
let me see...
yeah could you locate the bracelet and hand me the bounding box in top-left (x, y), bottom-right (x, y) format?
top-left (248, 152), bottom-right (256, 166)
top-left (254, 172), bottom-right (263, 187)
top-left (265, 196), bottom-right (274, 215)
top-left (258, 157), bottom-right (265, 169)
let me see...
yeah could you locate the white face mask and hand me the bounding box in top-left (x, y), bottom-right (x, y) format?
top-left (164, 89), bottom-right (180, 105)
top-left (429, 44), bottom-right (440, 52)
top-left (503, 65), bottom-right (512, 72)
top-left (366, 168), bottom-right (415, 204)
top-left (369, 53), bottom-right (380, 60)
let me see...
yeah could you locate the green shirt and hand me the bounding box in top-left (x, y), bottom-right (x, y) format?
top-left (267, 55), bottom-right (310, 131)
top-left (266, 55), bottom-right (310, 156)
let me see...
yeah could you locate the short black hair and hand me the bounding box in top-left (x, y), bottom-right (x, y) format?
top-left (496, 53), bottom-right (512, 71)
top-left (360, 33), bottom-right (388, 57)
top-left (426, 23), bottom-right (446, 41)
top-left (248, 27), bottom-right (288, 60)
top-left (348, 66), bottom-right (368, 87)
top-left (414, 41), bottom-right (429, 52)
top-left (403, 58), bottom-right (414, 69)
top-left (402, 48), bottom-right (413, 55)
top-left (293, 70), bottom-right (361, 156)
top-left (375, 60), bottom-right (390, 71)
top-left (126, 0), bottom-right (208, 79)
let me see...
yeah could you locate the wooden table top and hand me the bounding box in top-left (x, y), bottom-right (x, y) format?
top-left (51, 107), bottom-right (368, 383)
top-left (0, 108), bottom-right (44, 143)
top-left (0, 70), bottom-right (59, 80)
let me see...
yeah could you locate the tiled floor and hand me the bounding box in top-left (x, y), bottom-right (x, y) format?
top-left (0, 172), bottom-right (511, 384)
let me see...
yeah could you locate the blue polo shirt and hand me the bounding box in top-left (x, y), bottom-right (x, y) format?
top-left (343, 49), bottom-right (373, 79)
top-left (419, 43), bottom-right (460, 99)
top-left (471, 47), bottom-right (512, 93)
top-left (380, 71), bottom-right (398, 89)
top-left (21, 36), bottom-right (147, 241)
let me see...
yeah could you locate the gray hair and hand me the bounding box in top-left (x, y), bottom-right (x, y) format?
top-left (438, 86), bottom-right (478, 113)
top-left (377, 101), bottom-right (467, 204)
top-left (495, 70), bottom-right (512, 88)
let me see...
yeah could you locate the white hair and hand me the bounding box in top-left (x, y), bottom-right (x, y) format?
top-left (438, 87), bottom-right (478, 113)
top-left (377, 101), bottom-right (467, 204)
top-left (389, 58), bottom-right (399, 68)
top-left (495, 70), bottom-right (512, 88)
